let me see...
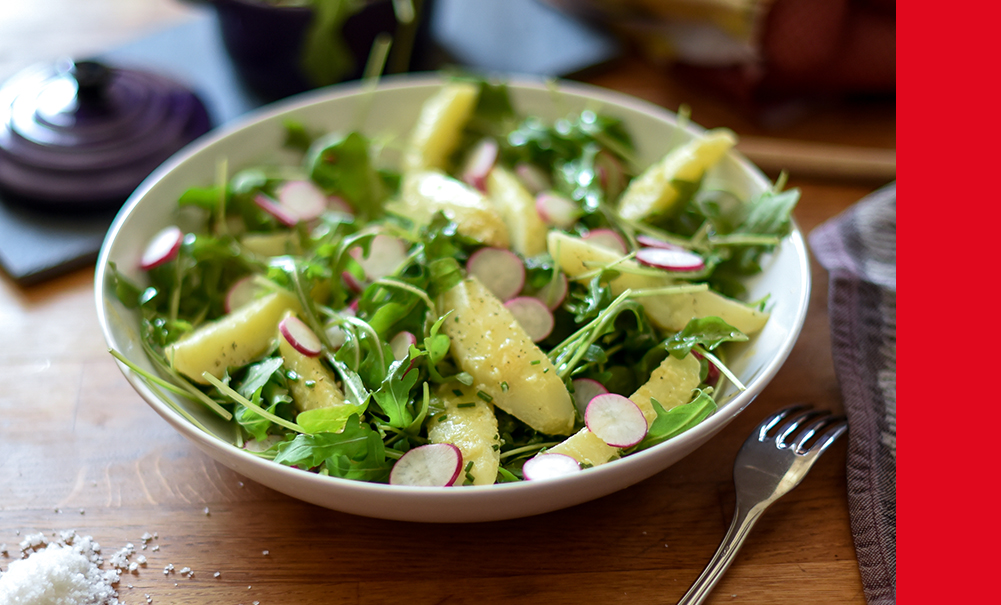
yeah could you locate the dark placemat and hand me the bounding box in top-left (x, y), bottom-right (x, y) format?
top-left (809, 183), bottom-right (897, 605)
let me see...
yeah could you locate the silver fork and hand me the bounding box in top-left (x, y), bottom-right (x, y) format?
top-left (677, 405), bottom-right (849, 605)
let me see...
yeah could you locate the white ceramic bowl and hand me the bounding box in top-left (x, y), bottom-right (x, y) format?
top-left (95, 74), bottom-right (810, 523)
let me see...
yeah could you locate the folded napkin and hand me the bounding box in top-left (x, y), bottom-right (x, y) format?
top-left (809, 183), bottom-right (896, 605)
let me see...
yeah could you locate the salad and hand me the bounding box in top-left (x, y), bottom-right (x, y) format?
top-left (109, 77), bottom-right (799, 487)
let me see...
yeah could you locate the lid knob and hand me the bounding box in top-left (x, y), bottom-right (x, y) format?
top-left (69, 60), bottom-right (112, 103)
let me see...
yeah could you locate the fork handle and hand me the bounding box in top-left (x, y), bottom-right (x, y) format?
top-left (677, 500), bottom-right (768, 605)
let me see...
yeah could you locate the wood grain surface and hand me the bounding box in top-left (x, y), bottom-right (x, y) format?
top-left (0, 2), bottom-right (893, 603)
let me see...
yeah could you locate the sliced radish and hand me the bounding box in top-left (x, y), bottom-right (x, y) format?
top-left (279, 315), bottom-right (322, 357)
top-left (535, 191), bottom-right (580, 229)
top-left (326, 195), bottom-right (354, 215)
top-left (345, 300), bottom-right (359, 315)
top-left (389, 331), bottom-right (417, 361)
top-left (583, 228), bottom-right (627, 255)
top-left (389, 443), bottom-right (463, 487)
top-left (504, 297), bottom-right (555, 342)
top-left (534, 272), bottom-right (568, 311)
top-left (514, 162), bottom-right (551, 194)
top-left (585, 393), bottom-right (648, 448)
top-left (254, 193), bottom-right (298, 227)
top-left (522, 453), bottom-right (581, 481)
top-left (277, 180), bottom-right (326, 222)
top-left (341, 270), bottom-right (365, 294)
top-left (139, 225), bottom-right (184, 270)
top-left (635, 247), bottom-right (706, 272)
top-left (467, 247), bottom-right (525, 301)
top-left (636, 234), bottom-right (684, 250)
top-left (224, 275), bottom-right (262, 313)
top-left (460, 138), bottom-right (499, 192)
top-left (349, 234), bottom-right (408, 280)
top-left (595, 150), bottom-right (625, 196)
top-left (571, 378), bottom-right (609, 417)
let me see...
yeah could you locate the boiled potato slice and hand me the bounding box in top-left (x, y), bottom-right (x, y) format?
top-left (617, 129), bottom-right (736, 221)
top-left (548, 353), bottom-right (701, 466)
top-left (166, 289), bottom-right (301, 384)
top-left (438, 277), bottom-right (575, 435)
top-left (547, 231), bottom-right (769, 334)
top-left (485, 166), bottom-right (548, 257)
top-left (403, 82), bottom-right (479, 172)
top-left (388, 170), bottom-right (510, 248)
top-left (278, 312), bottom-right (348, 412)
top-left (548, 428), bottom-right (618, 467)
top-left (428, 384), bottom-right (501, 485)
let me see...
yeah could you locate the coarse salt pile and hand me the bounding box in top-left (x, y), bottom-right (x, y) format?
top-left (0, 533), bottom-right (122, 605)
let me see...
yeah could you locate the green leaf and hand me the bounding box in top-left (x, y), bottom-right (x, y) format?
top-left (296, 403), bottom-right (366, 434)
top-left (178, 186), bottom-right (222, 211)
top-left (665, 316), bottom-right (748, 358)
top-left (371, 358), bottom-right (421, 429)
top-left (271, 415), bottom-right (387, 478)
top-left (634, 390), bottom-right (717, 451)
top-left (236, 357), bottom-right (285, 400)
top-left (299, 0), bottom-right (355, 88)
top-left (108, 262), bottom-right (143, 309)
top-left (306, 131), bottom-right (384, 215)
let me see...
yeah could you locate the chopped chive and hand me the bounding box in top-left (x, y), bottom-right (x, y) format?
top-left (456, 402), bottom-right (476, 408)
top-left (530, 360), bottom-right (541, 365)
top-left (437, 414), bottom-right (447, 422)
top-left (500, 381), bottom-right (509, 392)
top-left (476, 390), bottom-right (493, 403)
top-left (305, 380), bottom-right (316, 388)
top-left (452, 389), bottom-right (463, 397)
top-left (492, 444), bottom-right (500, 451)
top-left (543, 368), bottom-right (549, 373)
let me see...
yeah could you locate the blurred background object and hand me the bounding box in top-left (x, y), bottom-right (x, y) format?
top-left (541, 0), bottom-right (895, 106)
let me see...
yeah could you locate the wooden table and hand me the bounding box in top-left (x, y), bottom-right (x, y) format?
top-left (1, 2), bottom-right (894, 603)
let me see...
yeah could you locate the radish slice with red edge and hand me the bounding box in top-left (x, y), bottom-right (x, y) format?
top-left (535, 191), bottom-right (580, 229)
top-left (571, 378), bottom-right (609, 417)
top-left (635, 247), bottom-right (705, 272)
top-left (535, 272), bottom-right (568, 311)
top-left (326, 195), bottom-right (354, 215)
top-left (467, 247), bottom-right (525, 301)
top-left (515, 162), bottom-right (551, 194)
top-left (585, 393), bottom-right (648, 448)
top-left (389, 443), bottom-right (463, 487)
top-left (277, 180), bottom-right (326, 222)
top-left (460, 138), bottom-right (499, 192)
top-left (349, 234), bottom-right (408, 280)
top-left (583, 229), bottom-right (627, 254)
top-left (254, 193), bottom-right (298, 227)
top-left (504, 297), bottom-right (554, 342)
top-left (390, 331), bottom-right (417, 361)
top-left (140, 225), bottom-right (184, 270)
top-left (224, 275), bottom-right (261, 313)
top-left (279, 315), bottom-right (322, 357)
top-left (636, 234), bottom-right (684, 250)
top-left (522, 453), bottom-right (581, 481)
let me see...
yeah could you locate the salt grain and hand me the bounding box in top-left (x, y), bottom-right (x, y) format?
top-left (262, 550), bottom-right (269, 556)
top-left (214, 572), bottom-right (221, 578)
top-left (0, 535), bottom-right (121, 605)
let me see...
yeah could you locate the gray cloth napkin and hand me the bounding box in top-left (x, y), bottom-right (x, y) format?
top-left (809, 183), bottom-right (896, 605)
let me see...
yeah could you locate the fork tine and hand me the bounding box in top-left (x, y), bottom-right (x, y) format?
top-left (775, 409), bottom-right (824, 446)
top-left (757, 404), bottom-right (810, 440)
top-left (789, 414), bottom-right (841, 453)
top-left (806, 418), bottom-right (849, 455)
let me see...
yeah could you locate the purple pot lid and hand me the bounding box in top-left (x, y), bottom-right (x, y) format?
top-left (0, 59), bottom-right (211, 209)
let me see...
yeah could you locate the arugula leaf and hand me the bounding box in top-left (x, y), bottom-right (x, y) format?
top-left (271, 415), bottom-right (391, 481)
top-left (306, 131), bottom-right (384, 216)
top-left (108, 262), bottom-right (143, 309)
top-left (633, 390), bottom-right (717, 451)
top-left (236, 357), bottom-right (285, 399)
top-left (296, 403), bottom-right (366, 434)
top-left (665, 317), bottom-right (748, 359)
top-left (371, 358), bottom-right (421, 429)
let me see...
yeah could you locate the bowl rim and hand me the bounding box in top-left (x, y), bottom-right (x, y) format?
top-left (94, 72), bottom-right (811, 510)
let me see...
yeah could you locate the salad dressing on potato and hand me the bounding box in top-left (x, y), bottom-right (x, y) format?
top-left (111, 78), bottom-right (799, 486)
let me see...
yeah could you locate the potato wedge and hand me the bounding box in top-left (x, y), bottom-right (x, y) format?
top-left (438, 277), bottom-right (575, 435)
top-left (547, 231), bottom-right (769, 334)
top-left (166, 289), bottom-right (301, 384)
top-left (388, 170), bottom-right (510, 248)
top-left (278, 313), bottom-right (348, 412)
top-left (485, 166), bottom-right (548, 256)
top-left (428, 384), bottom-right (501, 485)
top-left (403, 82), bottom-right (479, 172)
top-left (617, 128), bottom-right (736, 221)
